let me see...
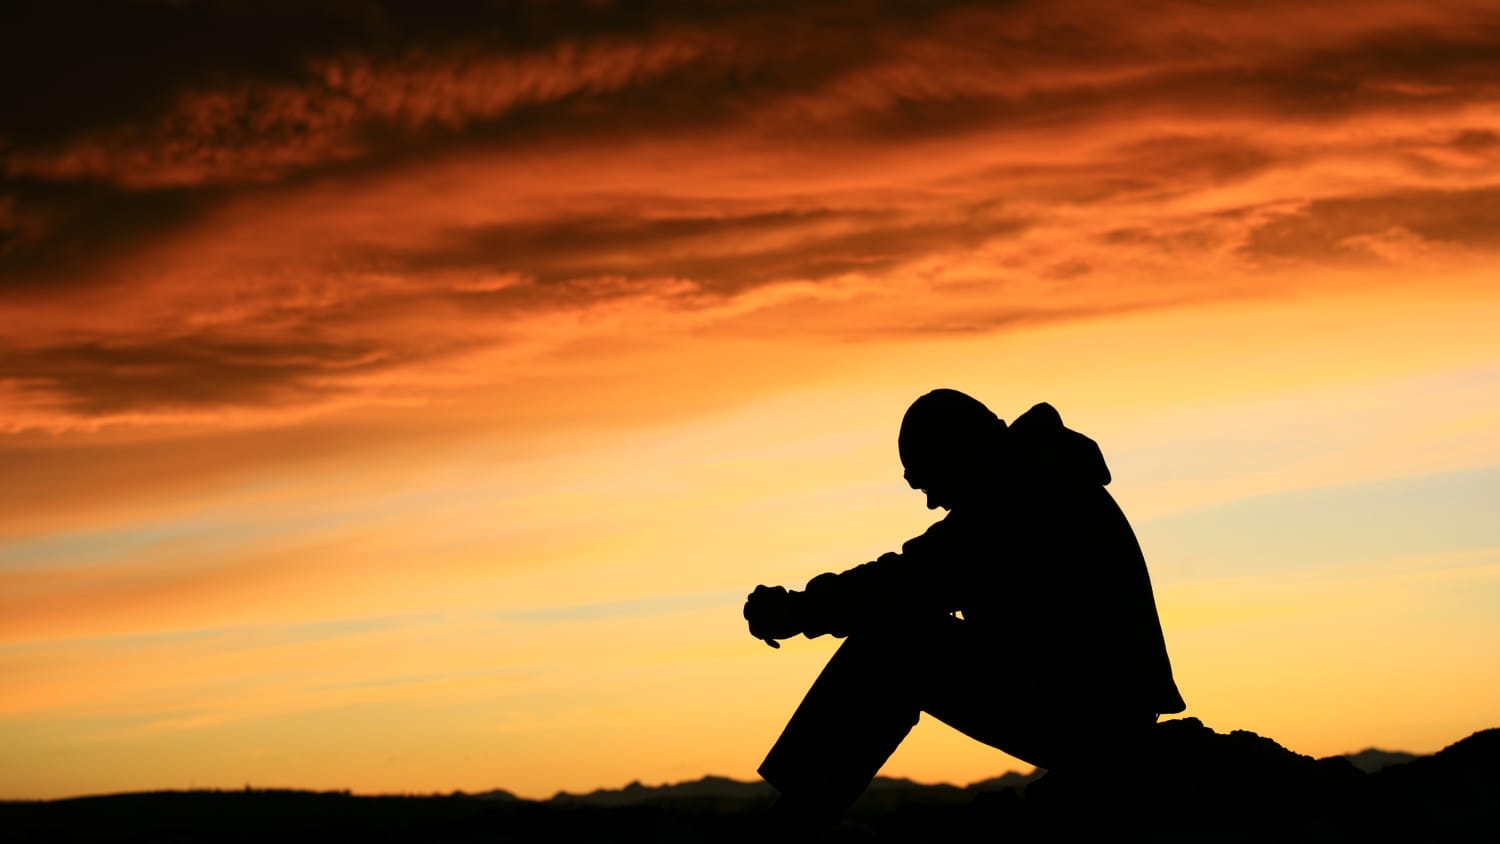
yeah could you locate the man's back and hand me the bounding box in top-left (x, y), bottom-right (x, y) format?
top-left (988, 479), bottom-right (1185, 717)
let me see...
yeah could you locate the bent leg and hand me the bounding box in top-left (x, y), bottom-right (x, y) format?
top-left (756, 619), bottom-right (1147, 824)
top-left (758, 632), bottom-right (923, 820)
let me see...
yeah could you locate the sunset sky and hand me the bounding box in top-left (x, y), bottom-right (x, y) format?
top-left (3, 0), bottom-right (1499, 800)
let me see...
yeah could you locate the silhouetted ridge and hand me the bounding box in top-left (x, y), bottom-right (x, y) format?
top-left (965, 770), bottom-right (1044, 792)
top-left (1359, 727), bottom-right (1500, 841)
top-left (1342, 747), bottom-right (1419, 773)
top-left (467, 787), bottom-right (522, 801)
top-left (2, 722), bottom-right (1494, 842)
top-left (549, 775), bottom-right (773, 807)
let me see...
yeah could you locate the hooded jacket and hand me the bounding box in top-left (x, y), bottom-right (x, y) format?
top-left (794, 402), bottom-right (1186, 718)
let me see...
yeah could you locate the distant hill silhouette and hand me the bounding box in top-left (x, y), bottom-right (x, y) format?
top-left (3, 720), bottom-right (1495, 842)
top-left (1343, 747), bottom-right (1420, 773)
top-left (544, 770), bottom-right (1042, 811)
top-left (548, 775), bottom-right (773, 809)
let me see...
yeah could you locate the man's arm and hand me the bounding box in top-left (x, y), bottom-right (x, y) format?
top-left (743, 517), bottom-right (965, 645)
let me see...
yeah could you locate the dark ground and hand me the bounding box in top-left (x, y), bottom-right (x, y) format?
top-left (4, 719), bottom-right (1497, 842)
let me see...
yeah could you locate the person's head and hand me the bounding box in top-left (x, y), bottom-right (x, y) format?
top-left (898, 389), bottom-right (1005, 511)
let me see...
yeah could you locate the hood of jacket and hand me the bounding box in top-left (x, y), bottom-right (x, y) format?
top-left (1004, 402), bottom-right (1112, 487)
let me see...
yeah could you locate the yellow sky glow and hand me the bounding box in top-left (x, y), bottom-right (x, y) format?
top-left (3, 0), bottom-right (1499, 801)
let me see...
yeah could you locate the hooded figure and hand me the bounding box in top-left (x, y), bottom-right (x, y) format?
top-left (745, 389), bottom-right (1184, 828)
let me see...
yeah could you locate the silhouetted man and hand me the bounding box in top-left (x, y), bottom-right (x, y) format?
top-left (744, 389), bottom-right (1185, 829)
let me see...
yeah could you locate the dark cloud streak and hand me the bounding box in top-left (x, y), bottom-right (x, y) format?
top-left (392, 207), bottom-right (1028, 294)
top-left (0, 178), bottom-right (225, 293)
top-left (1242, 185), bottom-right (1500, 265)
top-left (0, 1), bottom-right (959, 151)
top-left (1, 336), bottom-right (395, 415)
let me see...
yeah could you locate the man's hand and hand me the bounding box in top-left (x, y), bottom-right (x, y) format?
top-left (744, 584), bottom-right (802, 649)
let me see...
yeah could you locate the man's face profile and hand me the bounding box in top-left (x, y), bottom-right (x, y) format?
top-left (904, 462), bottom-right (959, 511)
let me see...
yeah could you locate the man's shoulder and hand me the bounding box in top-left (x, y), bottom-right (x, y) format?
top-left (902, 508), bottom-right (1004, 555)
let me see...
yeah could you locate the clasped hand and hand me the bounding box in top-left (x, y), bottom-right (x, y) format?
top-left (743, 584), bottom-right (802, 648)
